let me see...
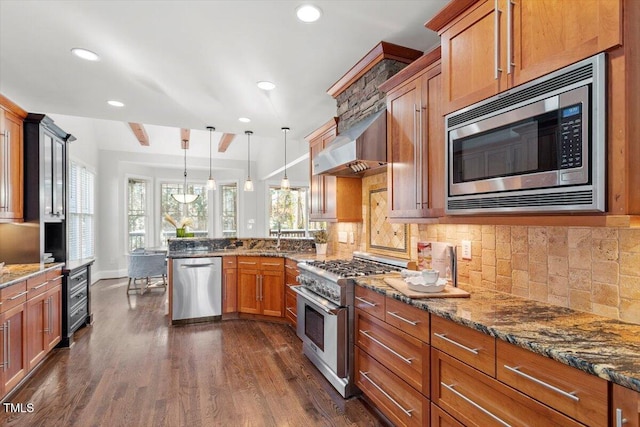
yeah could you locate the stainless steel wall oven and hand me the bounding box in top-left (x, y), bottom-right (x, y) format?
top-left (445, 53), bottom-right (606, 214)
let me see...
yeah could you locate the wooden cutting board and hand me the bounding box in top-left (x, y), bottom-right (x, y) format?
top-left (383, 277), bottom-right (470, 298)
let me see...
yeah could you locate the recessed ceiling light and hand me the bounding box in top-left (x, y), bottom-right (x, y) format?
top-left (71, 48), bottom-right (100, 61)
top-left (239, 117), bottom-right (251, 123)
top-left (257, 81), bottom-right (276, 91)
top-left (107, 100), bottom-right (125, 107)
top-left (296, 4), bottom-right (322, 23)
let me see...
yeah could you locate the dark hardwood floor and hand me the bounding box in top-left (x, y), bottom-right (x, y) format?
top-left (0, 278), bottom-right (386, 427)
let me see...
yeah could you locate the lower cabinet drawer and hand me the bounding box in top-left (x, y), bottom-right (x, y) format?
top-left (284, 288), bottom-right (297, 325)
top-left (356, 309), bottom-right (428, 395)
top-left (355, 346), bottom-right (429, 427)
top-left (69, 299), bottom-right (88, 332)
top-left (497, 340), bottom-right (608, 426)
top-left (68, 269), bottom-right (88, 292)
top-left (69, 286), bottom-right (88, 307)
top-left (354, 286), bottom-right (385, 320)
top-left (432, 348), bottom-right (582, 427)
top-left (431, 403), bottom-right (464, 427)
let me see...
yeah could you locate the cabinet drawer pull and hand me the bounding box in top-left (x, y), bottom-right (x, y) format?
top-left (616, 408), bottom-right (628, 427)
top-left (5, 320), bottom-right (10, 370)
top-left (386, 311), bottom-right (419, 326)
top-left (32, 281), bottom-right (49, 291)
top-left (262, 262), bottom-right (281, 266)
top-left (8, 290), bottom-right (28, 301)
top-left (355, 296), bottom-right (377, 307)
top-left (360, 330), bottom-right (414, 364)
top-left (442, 382), bottom-right (511, 427)
top-left (360, 370), bottom-right (414, 417)
top-left (507, 0), bottom-right (514, 75)
top-left (0, 322), bottom-right (6, 370)
top-left (433, 332), bottom-right (479, 355)
top-left (285, 307), bottom-right (297, 318)
top-left (502, 364), bottom-right (579, 402)
top-left (239, 261), bottom-right (257, 265)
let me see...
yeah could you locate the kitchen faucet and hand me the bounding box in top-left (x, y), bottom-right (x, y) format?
top-left (275, 223), bottom-right (282, 251)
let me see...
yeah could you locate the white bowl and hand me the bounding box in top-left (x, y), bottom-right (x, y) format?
top-left (421, 269), bottom-right (439, 284)
top-left (400, 269), bottom-right (422, 278)
top-left (406, 278), bottom-right (447, 293)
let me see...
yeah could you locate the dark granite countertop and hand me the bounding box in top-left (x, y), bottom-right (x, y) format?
top-left (355, 273), bottom-right (640, 393)
top-left (167, 250), bottom-right (336, 263)
top-left (0, 262), bottom-right (65, 289)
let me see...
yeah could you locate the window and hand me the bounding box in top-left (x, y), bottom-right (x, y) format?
top-left (160, 182), bottom-right (207, 245)
top-left (68, 162), bottom-right (95, 260)
top-left (269, 186), bottom-right (308, 237)
top-left (221, 183), bottom-right (237, 237)
top-left (127, 178), bottom-right (148, 251)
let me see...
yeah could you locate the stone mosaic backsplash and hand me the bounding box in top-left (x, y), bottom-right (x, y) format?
top-left (326, 171), bottom-right (640, 325)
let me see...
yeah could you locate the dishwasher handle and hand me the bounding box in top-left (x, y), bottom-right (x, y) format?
top-left (179, 263), bottom-right (217, 269)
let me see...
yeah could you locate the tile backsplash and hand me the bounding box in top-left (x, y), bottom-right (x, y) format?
top-left (327, 172), bottom-right (640, 325)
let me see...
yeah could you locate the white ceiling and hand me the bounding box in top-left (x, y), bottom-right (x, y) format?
top-left (0, 0), bottom-right (446, 159)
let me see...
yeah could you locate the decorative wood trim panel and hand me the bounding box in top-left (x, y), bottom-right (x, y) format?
top-left (424, 0), bottom-right (480, 33)
top-left (327, 41), bottom-right (423, 98)
top-left (0, 93), bottom-right (27, 118)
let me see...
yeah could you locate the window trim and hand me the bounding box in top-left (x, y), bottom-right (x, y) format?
top-left (125, 174), bottom-right (153, 253)
top-left (68, 159), bottom-right (97, 260)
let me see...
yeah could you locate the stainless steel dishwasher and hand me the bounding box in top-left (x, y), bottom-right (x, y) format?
top-left (172, 257), bottom-right (222, 322)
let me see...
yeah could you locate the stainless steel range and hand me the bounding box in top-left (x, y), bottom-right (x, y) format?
top-left (292, 251), bottom-right (408, 398)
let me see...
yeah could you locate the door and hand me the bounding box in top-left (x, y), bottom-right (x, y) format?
top-left (441, 0), bottom-right (507, 114)
top-left (387, 78), bottom-right (422, 217)
top-left (0, 109), bottom-right (23, 221)
top-left (43, 132), bottom-right (65, 221)
top-left (237, 267), bottom-right (260, 314)
top-left (0, 303), bottom-right (27, 395)
top-left (261, 269), bottom-right (284, 317)
top-left (510, 0), bottom-right (621, 87)
top-left (26, 292), bottom-right (47, 370)
top-left (222, 267), bottom-right (237, 314)
top-left (46, 285), bottom-right (62, 350)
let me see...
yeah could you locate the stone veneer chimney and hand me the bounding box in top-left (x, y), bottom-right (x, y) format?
top-left (327, 42), bottom-right (423, 133)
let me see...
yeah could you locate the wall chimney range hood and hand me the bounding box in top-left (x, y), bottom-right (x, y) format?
top-left (313, 109), bottom-right (387, 177)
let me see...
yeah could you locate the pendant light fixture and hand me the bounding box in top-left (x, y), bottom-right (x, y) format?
top-left (280, 127), bottom-right (290, 189)
top-left (206, 126), bottom-right (217, 190)
top-left (243, 130), bottom-right (254, 192)
top-left (171, 141), bottom-right (199, 204)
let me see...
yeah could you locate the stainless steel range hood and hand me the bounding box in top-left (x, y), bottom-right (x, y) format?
top-left (313, 109), bottom-right (387, 177)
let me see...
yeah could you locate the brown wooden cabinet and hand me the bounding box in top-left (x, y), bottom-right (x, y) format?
top-left (432, 348), bottom-right (582, 427)
top-left (306, 118), bottom-right (362, 222)
top-left (0, 283), bottom-right (27, 397)
top-left (284, 258), bottom-right (299, 327)
top-left (237, 257), bottom-right (284, 317)
top-left (26, 272), bottom-right (61, 370)
top-left (380, 49), bottom-right (444, 220)
top-left (428, 0), bottom-right (622, 114)
top-left (497, 340), bottom-right (608, 426)
top-left (0, 96), bottom-right (25, 222)
top-left (222, 256), bottom-right (237, 314)
top-left (612, 383), bottom-right (640, 427)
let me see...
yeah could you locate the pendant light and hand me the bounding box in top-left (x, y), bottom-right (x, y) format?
top-left (243, 130), bottom-right (254, 192)
top-left (171, 141), bottom-right (199, 204)
top-left (206, 126), bottom-right (217, 190)
top-left (280, 127), bottom-right (291, 190)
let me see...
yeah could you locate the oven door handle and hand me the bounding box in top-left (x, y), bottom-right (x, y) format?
top-left (290, 285), bottom-right (342, 316)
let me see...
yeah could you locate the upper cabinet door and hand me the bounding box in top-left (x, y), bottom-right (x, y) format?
top-left (438, 0), bottom-right (621, 114)
top-left (510, 0), bottom-right (622, 87)
top-left (42, 132), bottom-right (65, 221)
top-left (441, 0), bottom-right (507, 114)
top-left (0, 109), bottom-right (23, 221)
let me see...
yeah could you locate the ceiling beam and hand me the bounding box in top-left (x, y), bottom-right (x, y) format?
top-left (218, 133), bottom-right (236, 152)
top-left (128, 122), bottom-right (149, 146)
top-left (180, 128), bottom-right (190, 149)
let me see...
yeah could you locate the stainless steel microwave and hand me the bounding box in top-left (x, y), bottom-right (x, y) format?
top-left (445, 53), bottom-right (606, 214)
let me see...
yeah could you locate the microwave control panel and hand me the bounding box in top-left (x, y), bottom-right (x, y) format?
top-left (560, 104), bottom-right (583, 169)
